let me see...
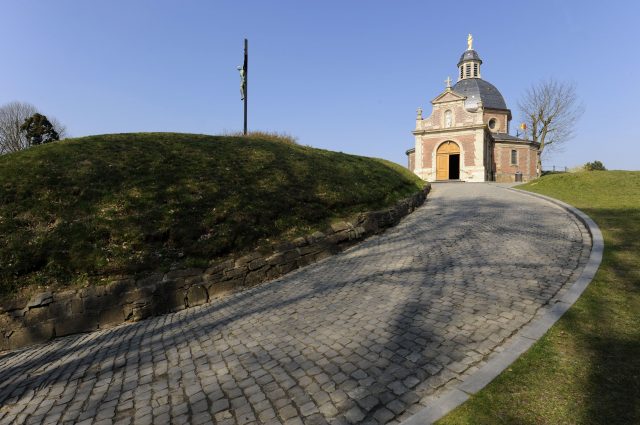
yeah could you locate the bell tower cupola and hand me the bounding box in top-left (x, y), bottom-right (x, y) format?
top-left (457, 34), bottom-right (482, 81)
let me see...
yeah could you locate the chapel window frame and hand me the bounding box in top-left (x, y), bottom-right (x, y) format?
top-left (511, 149), bottom-right (518, 166)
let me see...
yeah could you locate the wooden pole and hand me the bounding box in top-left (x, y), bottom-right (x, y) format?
top-left (243, 38), bottom-right (248, 135)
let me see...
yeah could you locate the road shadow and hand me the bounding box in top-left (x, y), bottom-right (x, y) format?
top-left (0, 189), bottom-right (590, 423)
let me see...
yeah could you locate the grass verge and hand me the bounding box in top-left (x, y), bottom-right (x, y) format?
top-left (438, 171), bottom-right (640, 425)
top-left (0, 132), bottom-right (423, 297)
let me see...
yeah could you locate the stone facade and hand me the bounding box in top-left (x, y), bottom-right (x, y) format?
top-left (0, 185), bottom-right (430, 351)
top-left (407, 37), bottom-right (539, 183)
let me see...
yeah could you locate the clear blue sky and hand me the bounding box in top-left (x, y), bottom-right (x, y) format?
top-left (1, 0), bottom-right (638, 170)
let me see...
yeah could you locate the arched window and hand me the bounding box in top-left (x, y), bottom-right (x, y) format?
top-left (445, 110), bottom-right (452, 128)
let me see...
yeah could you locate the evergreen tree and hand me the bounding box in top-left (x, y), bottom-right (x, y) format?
top-left (20, 113), bottom-right (60, 146)
top-left (584, 161), bottom-right (606, 171)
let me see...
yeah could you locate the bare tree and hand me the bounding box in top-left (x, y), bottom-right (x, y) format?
top-left (0, 101), bottom-right (67, 154)
top-left (0, 101), bottom-right (37, 154)
top-left (49, 117), bottom-right (68, 140)
top-left (518, 79), bottom-right (584, 177)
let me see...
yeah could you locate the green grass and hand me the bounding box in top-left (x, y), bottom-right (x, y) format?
top-left (438, 171), bottom-right (640, 425)
top-left (0, 132), bottom-right (423, 297)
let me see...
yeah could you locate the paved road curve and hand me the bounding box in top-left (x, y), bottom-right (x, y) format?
top-left (0, 184), bottom-right (591, 425)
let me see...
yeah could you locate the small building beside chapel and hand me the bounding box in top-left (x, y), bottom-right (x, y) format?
top-left (406, 35), bottom-right (539, 182)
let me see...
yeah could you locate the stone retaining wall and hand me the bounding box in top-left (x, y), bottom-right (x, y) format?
top-left (0, 184), bottom-right (430, 351)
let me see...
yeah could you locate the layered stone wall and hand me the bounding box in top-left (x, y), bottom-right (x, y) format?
top-left (0, 185), bottom-right (430, 351)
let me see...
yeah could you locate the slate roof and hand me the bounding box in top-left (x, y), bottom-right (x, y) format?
top-left (457, 49), bottom-right (483, 66)
top-left (452, 78), bottom-right (508, 111)
top-left (492, 133), bottom-right (540, 146)
top-left (492, 132), bottom-right (524, 142)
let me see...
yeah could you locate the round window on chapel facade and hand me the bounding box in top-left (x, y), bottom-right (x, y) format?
top-left (488, 118), bottom-right (497, 130)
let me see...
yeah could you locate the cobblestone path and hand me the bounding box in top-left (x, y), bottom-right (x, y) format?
top-left (0, 184), bottom-right (591, 425)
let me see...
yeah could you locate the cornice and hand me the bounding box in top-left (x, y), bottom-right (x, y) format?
top-left (413, 124), bottom-right (486, 136)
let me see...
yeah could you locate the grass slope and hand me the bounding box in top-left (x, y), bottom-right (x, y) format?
top-left (0, 132), bottom-right (423, 296)
top-left (439, 171), bottom-right (640, 425)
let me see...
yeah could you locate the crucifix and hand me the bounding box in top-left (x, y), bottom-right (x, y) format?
top-left (445, 76), bottom-right (452, 88)
top-left (237, 38), bottom-right (248, 135)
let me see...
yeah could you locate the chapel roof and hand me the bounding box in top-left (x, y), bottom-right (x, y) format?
top-left (452, 78), bottom-right (508, 111)
top-left (457, 49), bottom-right (483, 66)
top-left (492, 132), bottom-right (540, 145)
top-left (492, 132), bottom-right (523, 142)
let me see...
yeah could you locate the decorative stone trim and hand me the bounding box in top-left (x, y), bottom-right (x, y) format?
top-left (0, 184), bottom-right (431, 351)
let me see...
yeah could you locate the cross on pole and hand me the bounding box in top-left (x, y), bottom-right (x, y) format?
top-left (445, 76), bottom-right (452, 88)
top-left (242, 39), bottom-right (248, 135)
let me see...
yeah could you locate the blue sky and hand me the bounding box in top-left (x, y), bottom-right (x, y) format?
top-left (1, 0), bottom-right (638, 170)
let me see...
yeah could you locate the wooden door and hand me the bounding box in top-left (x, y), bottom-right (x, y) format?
top-left (436, 154), bottom-right (449, 180)
top-left (436, 141), bottom-right (460, 180)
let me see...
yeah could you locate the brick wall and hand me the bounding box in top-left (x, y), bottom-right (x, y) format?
top-left (494, 143), bottom-right (538, 182)
top-left (421, 135), bottom-right (476, 168)
top-left (483, 110), bottom-right (509, 133)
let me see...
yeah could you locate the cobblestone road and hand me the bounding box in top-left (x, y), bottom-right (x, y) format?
top-left (0, 184), bottom-right (591, 425)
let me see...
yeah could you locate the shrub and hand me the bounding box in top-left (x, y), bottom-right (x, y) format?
top-left (584, 160), bottom-right (606, 171)
top-left (20, 113), bottom-right (60, 146)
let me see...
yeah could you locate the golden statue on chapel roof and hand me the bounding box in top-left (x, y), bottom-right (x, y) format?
top-left (467, 33), bottom-right (473, 50)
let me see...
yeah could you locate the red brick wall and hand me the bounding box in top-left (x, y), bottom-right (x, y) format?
top-left (431, 109), bottom-right (442, 126)
top-left (420, 134), bottom-right (478, 169)
top-left (494, 144), bottom-right (538, 182)
top-left (420, 137), bottom-right (438, 168)
top-left (529, 149), bottom-right (538, 177)
top-left (451, 105), bottom-right (467, 126)
top-left (430, 103), bottom-right (475, 128)
top-left (458, 135), bottom-right (476, 166)
top-left (483, 111), bottom-right (509, 133)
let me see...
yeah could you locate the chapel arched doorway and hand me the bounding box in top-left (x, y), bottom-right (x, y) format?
top-left (436, 141), bottom-right (461, 180)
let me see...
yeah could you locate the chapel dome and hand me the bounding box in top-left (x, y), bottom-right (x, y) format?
top-left (452, 78), bottom-right (508, 111)
top-left (457, 50), bottom-right (483, 67)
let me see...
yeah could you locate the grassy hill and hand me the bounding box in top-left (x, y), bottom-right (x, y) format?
top-left (439, 171), bottom-right (640, 424)
top-left (0, 132), bottom-right (423, 296)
